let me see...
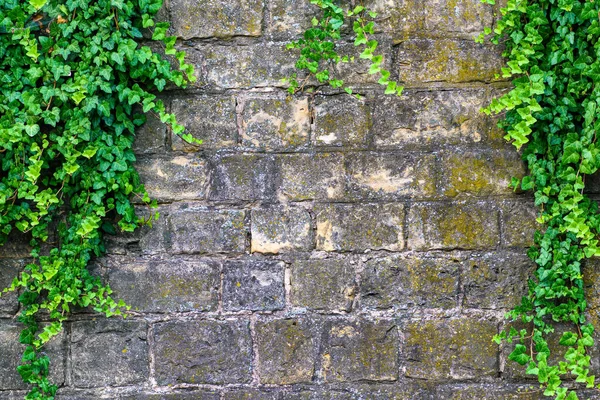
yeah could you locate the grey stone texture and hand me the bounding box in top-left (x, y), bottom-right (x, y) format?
top-left (0, 0), bottom-right (566, 397)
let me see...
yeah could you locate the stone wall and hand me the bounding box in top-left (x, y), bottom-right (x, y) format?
top-left (2, 0), bottom-right (600, 399)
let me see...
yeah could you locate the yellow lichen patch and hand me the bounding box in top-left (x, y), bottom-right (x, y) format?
top-left (317, 219), bottom-right (335, 251)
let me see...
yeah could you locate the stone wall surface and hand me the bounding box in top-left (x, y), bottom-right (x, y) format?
top-left (3, 0), bottom-right (600, 399)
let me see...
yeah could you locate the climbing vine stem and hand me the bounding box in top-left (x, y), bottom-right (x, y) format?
top-left (0, 0), bottom-right (195, 398)
top-left (480, 0), bottom-right (600, 398)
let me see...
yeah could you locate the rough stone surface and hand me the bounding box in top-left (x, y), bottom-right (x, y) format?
top-left (313, 96), bottom-right (371, 148)
top-left (316, 203), bottom-right (404, 251)
top-left (133, 111), bottom-right (167, 154)
top-left (136, 155), bottom-right (208, 201)
top-left (153, 320), bottom-right (252, 385)
top-left (251, 206), bottom-right (313, 254)
top-left (209, 154), bottom-right (277, 201)
top-left (502, 201), bottom-right (540, 248)
top-left (71, 320), bottom-right (148, 388)
top-left (278, 153), bottom-right (346, 201)
top-left (0, 259), bottom-right (23, 316)
top-left (223, 260), bottom-right (285, 311)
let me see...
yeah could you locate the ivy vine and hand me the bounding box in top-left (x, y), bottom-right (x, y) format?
top-left (0, 0), bottom-right (194, 398)
top-left (480, 0), bottom-right (600, 398)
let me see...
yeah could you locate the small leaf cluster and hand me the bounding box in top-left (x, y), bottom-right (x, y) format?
top-left (0, 0), bottom-right (195, 398)
top-left (481, 0), bottom-right (600, 398)
top-left (284, 0), bottom-right (403, 99)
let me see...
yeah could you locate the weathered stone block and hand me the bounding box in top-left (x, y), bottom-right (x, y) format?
top-left (332, 39), bottom-right (393, 85)
top-left (313, 96), bottom-right (371, 148)
top-left (71, 320), bottom-right (148, 388)
top-left (241, 95), bottom-right (310, 150)
top-left (0, 259), bottom-right (23, 316)
top-left (120, 392), bottom-right (221, 400)
top-left (251, 206), bottom-right (313, 254)
top-left (105, 256), bottom-right (220, 313)
top-left (200, 44), bottom-right (296, 89)
top-left (321, 319), bottom-right (398, 382)
top-left (266, 0), bottom-right (319, 40)
top-left (407, 202), bottom-right (500, 250)
top-left (345, 153), bottom-right (438, 200)
top-left (461, 252), bottom-right (533, 309)
top-left (0, 232), bottom-right (31, 259)
top-left (223, 260), bottom-right (285, 311)
top-left (136, 155), bottom-right (208, 201)
top-left (171, 95), bottom-right (237, 150)
top-left (403, 318), bottom-right (498, 380)
top-left (362, 0), bottom-right (423, 40)
top-left (501, 201), bottom-right (540, 248)
top-left (133, 111), bottom-right (167, 154)
top-left (209, 154), bottom-right (277, 201)
top-left (361, 255), bottom-right (458, 310)
top-left (255, 318), bottom-right (320, 384)
top-left (154, 320), bottom-right (252, 385)
top-left (316, 203), bottom-right (404, 252)
top-left (290, 259), bottom-right (356, 311)
top-left (278, 153), bottom-right (345, 201)
top-left (440, 150), bottom-right (525, 197)
top-left (224, 389), bottom-right (281, 400)
top-left (355, 383), bottom-right (434, 399)
top-left (423, 0), bottom-right (494, 37)
top-left (168, 207), bottom-right (246, 254)
top-left (169, 0), bottom-right (262, 39)
top-left (396, 39), bottom-right (503, 84)
top-left (373, 89), bottom-right (494, 149)
top-left (0, 322), bottom-right (65, 389)
top-left (106, 205), bottom-right (171, 255)
top-left (435, 384), bottom-right (543, 399)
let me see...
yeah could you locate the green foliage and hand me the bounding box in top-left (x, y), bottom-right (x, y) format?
top-left (481, 0), bottom-right (600, 397)
top-left (285, 0), bottom-right (403, 99)
top-left (0, 0), bottom-right (195, 398)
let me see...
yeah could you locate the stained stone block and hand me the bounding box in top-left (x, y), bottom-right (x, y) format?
top-left (373, 89), bottom-right (494, 149)
top-left (361, 255), bottom-right (459, 310)
top-left (168, 207), bottom-right (246, 254)
top-left (407, 202), bottom-right (500, 250)
top-left (321, 319), bottom-right (399, 382)
top-left (284, 390), bottom-right (354, 400)
top-left (223, 260), bottom-right (285, 311)
top-left (224, 390), bottom-right (281, 400)
top-left (209, 154), bottom-right (277, 201)
top-left (255, 318), bottom-right (321, 384)
top-left (0, 259), bottom-right (23, 316)
top-left (403, 318), bottom-right (498, 380)
top-left (266, 0), bottom-right (319, 40)
top-left (290, 259), bottom-right (356, 311)
top-left (133, 111), bottom-right (167, 154)
top-left (440, 150), bottom-right (525, 197)
top-left (171, 95), bottom-right (237, 150)
top-left (501, 201), bottom-right (540, 248)
top-left (362, 0), bottom-right (423, 39)
top-left (461, 252), bottom-right (533, 309)
top-left (153, 320), bottom-right (252, 385)
top-left (313, 96), bottom-right (371, 148)
top-left (251, 206), bottom-right (313, 254)
top-left (278, 153), bottom-right (345, 201)
top-left (169, 0), bottom-right (262, 39)
top-left (107, 205), bottom-right (171, 255)
top-left (71, 320), bottom-right (148, 388)
top-left (0, 232), bottom-right (31, 259)
top-left (241, 95), bottom-right (310, 150)
top-left (395, 39), bottom-right (503, 84)
top-left (120, 392), bottom-right (221, 400)
top-left (316, 203), bottom-right (405, 252)
top-left (136, 156), bottom-right (208, 201)
top-left (0, 322), bottom-right (65, 389)
top-left (105, 256), bottom-right (220, 313)
top-left (355, 383), bottom-right (434, 399)
top-left (422, 0), bottom-right (494, 36)
top-left (332, 39), bottom-right (393, 85)
top-left (345, 152), bottom-right (438, 200)
top-left (435, 384), bottom-right (543, 399)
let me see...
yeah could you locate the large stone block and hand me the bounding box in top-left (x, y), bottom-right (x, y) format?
top-left (407, 202), bottom-right (500, 250)
top-left (209, 154), bottom-right (277, 201)
top-left (266, 0), bottom-right (319, 40)
top-left (240, 94), bottom-right (310, 150)
top-left (0, 322), bottom-right (65, 390)
top-left (461, 252), bottom-right (533, 309)
top-left (332, 39), bottom-right (394, 85)
top-left (440, 150), bottom-right (525, 197)
top-left (168, 206), bottom-right (246, 254)
top-left (361, 255), bottom-right (459, 310)
top-left (355, 383), bottom-right (434, 399)
top-left (435, 384), bottom-right (543, 399)
top-left (373, 89), bottom-right (495, 149)
top-left (71, 320), bottom-right (148, 388)
top-left (169, 0), bottom-right (263, 39)
top-left (133, 111), bottom-right (167, 154)
top-left (255, 318), bottom-right (321, 384)
top-left (0, 259), bottom-right (23, 316)
top-left (321, 319), bottom-right (399, 382)
top-left (251, 206), bottom-right (313, 254)
top-left (501, 201), bottom-right (540, 248)
top-left (313, 96), bottom-right (371, 149)
top-left (290, 259), bottom-right (356, 311)
top-left (345, 152), bottom-right (438, 200)
top-left (153, 320), bottom-right (252, 385)
top-left (224, 389), bottom-right (281, 400)
top-left (362, 0), bottom-right (423, 40)
top-left (403, 318), bottom-right (498, 380)
top-left (171, 95), bottom-right (237, 150)
top-left (120, 392), bottom-right (221, 400)
top-left (136, 155), bottom-right (208, 201)
top-left (316, 203), bottom-right (404, 252)
top-left (422, 0), bottom-right (495, 37)
top-left (278, 153), bottom-right (345, 201)
top-left (223, 260), bottom-right (285, 311)
top-left (105, 256), bottom-right (220, 313)
top-left (395, 39), bottom-right (503, 84)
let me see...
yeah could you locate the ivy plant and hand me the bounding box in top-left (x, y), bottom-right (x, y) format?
top-left (0, 0), bottom-right (195, 398)
top-left (480, 0), bottom-right (600, 398)
top-left (285, 0), bottom-right (403, 99)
